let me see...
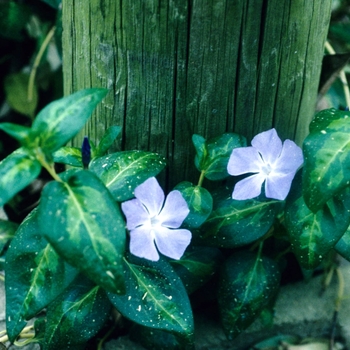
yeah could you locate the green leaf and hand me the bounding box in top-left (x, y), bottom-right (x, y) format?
top-left (40, 0), bottom-right (62, 9)
top-left (31, 88), bottom-right (108, 153)
top-left (0, 149), bottom-right (41, 207)
top-left (171, 247), bottom-right (223, 294)
top-left (108, 255), bottom-right (194, 341)
top-left (193, 133), bottom-right (246, 181)
top-left (130, 324), bottom-right (194, 350)
top-left (335, 226), bottom-right (350, 261)
top-left (95, 125), bottom-right (122, 157)
top-left (0, 2), bottom-right (31, 40)
top-left (90, 151), bottom-right (166, 201)
top-left (196, 187), bottom-right (282, 248)
top-left (0, 123), bottom-right (32, 145)
top-left (4, 73), bottom-right (38, 118)
top-left (0, 219), bottom-right (18, 255)
top-left (52, 147), bottom-right (83, 167)
top-left (303, 108), bottom-right (350, 212)
top-left (218, 251), bottom-right (280, 339)
top-left (44, 276), bottom-right (111, 350)
top-left (174, 182), bottom-right (213, 228)
top-left (5, 210), bottom-right (77, 342)
top-left (285, 173), bottom-right (350, 269)
top-left (38, 170), bottom-right (126, 294)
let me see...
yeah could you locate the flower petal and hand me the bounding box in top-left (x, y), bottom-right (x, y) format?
top-left (129, 226), bottom-right (159, 261)
top-left (251, 128), bottom-right (282, 165)
top-left (227, 147), bottom-right (265, 175)
top-left (154, 226), bottom-right (192, 260)
top-left (134, 177), bottom-right (164, 217)
top-left (264, 172), bottom-right (296, 200)
top-left (121, 199), bottom-right (150, 230)
top-left (232, 173), bottom-right (266, 200)
top-left (275, 139), bottom-right (303, 174)
top-left (157, 190), bottom-right (190, 228)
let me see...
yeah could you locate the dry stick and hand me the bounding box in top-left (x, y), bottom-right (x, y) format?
top-left (324, 41), bottom-right (350, 108)
top-left (27, 26), bottom-right (56, 103)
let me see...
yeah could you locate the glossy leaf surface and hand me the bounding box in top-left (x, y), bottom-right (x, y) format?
top-left (0, 123), bottom-right (32, 145)
top-left (38, 170), bottom-right (126, 294)
top-left (174, 182), bottom-right (213, 228)
top-left (5, 211), bottom-right (77, 342)
top-left (193, 133), bottom-right (246, 180)
top-left (285, 173), bottom-right (350, 269)
top-left (90, 150), bottom-right (166, 201)
top-left (108, 255), bottom-right (194, 341)
top-left (171, 247), bottom-right (223, 294)
top-left (0, 219), bottom-right (18, 255)
top-left (303, 108), bottom-right (350, 212)
top-left (196, 187), bottom-right (281, 248)
top-left (0, 149), bottom-right (41, 207)
top-left (44, 277), bottom-right (111, 350)
top-left (31, 88), bottom-right (107, 153)
top-left (218, 251), bottom-right (280, 339)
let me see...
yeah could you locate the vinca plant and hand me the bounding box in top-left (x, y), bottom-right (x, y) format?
top-left (1, 88), bottom-right (350, 349)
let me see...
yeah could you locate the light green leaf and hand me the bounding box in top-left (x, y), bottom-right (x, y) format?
top-left (52, 147), bottom-right (82, 167)
top-left (0, 123), bottom-right (32, 145)
top-left (95, 125), bottom-right (122, 157)
top-left (44, 276), bottom-right (111, 350)
top-left (38, 170), bottom-right (126, 294)
top-left (0, 149), bottom-right (41, 207)
top-left (5, 210), bottom-right (77, 342)
top-left (174, 182), bottom-right (213, 228)
top-left (90, 151), bottom-right (166, 201)
top-left (4, 73), bottom-right (38, 117)
top-left (31, 88), bottom-right (108, 153)
top-left (218, 251), bottom-right (280, 339)
top-left (108, 255), bottom-right (194, 341)
top-left (303, 108), bottom-right (350, 212)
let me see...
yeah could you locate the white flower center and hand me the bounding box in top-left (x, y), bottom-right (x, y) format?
top-left (261, 163), bottom-right (273, 176)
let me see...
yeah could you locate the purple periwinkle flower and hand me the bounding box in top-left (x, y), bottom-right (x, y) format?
top-left (227, 128), bottom-right (303, 201)
top-left (121, 177), bottom-right (191, 261)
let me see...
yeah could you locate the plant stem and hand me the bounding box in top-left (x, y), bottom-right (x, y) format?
top-left (197, 171), bottom-right (205, 187)
top-left (325, 40), bottom-right (350, 108)
top-left (35, 149), bottom-right (62, 182)
top-left (27, 26), bottom-right (56, 104)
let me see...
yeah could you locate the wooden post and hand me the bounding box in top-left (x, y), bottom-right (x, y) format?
top-left (62, 0), bottom-right (332, 188)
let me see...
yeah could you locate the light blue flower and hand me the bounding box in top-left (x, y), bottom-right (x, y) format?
top-left (227, 128), bottom-right (303, 200)
top-left (121, 177), bottom-right (191, 261)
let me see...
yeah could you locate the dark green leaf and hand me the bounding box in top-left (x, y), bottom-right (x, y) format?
top-left (5, 210), bottom-right (77, 342)
top-left (44, 276), bottom-right (111, 350)
top-left (196, 187), bottom-right (281, 248)
top-left (193, 133), bottom-right (246, 181)
top-left (52, 147), bottom-right (82, 167)
top-left (40, 0), bottom-right (62, 9)
top-left (0, 219), bottom-right (18, 255)
top-left (4, 73), bottom-right (38, 118)
top-left (108, 255), bottom-right (194, 340)
top-left (31, 88), bottom-right (108, 153)
top-left (90, 151), bottom-right (166, 201)
top-left (38, 170), bottom-right (126, 294)
top-left (303, 108), bottom-right (350, 212)
top-left (0, 3), bottom-right (31, 40)
top-left (286, 173), bottom-right (350, 269)
top-left (171, 247), bottom-right (223, 294)
top-left (130, 324), bottom-right (194, 350)
top-left (0, 149), bottom-right (41, 207)
top-left (335, 226), bottom-right (350, 261)
top-left (95, 125), bottom-right (122, 157)
top-left (174, 182), bottom-right (213, 228)
top-left (218, 251), bottom-right (280, 339)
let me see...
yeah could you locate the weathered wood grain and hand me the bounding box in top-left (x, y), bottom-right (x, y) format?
top-left (62, 0), bottom-right (332, 187)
